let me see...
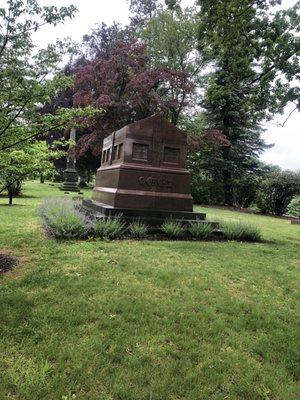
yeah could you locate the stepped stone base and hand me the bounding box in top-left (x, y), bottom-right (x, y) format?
top-left (60, 168), bottom-right (80, 192)
top-left (60, 182), bottom-right (80, 192)
top-left (83, 199), bottom-right (219, 230)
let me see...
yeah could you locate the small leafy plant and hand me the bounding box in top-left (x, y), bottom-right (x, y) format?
top-left (93, 217), bottom-right (125, 239)
top-left (286, 196), bottom-right (300, 217)
top-left (128, 220), bottom-right (148, 238)
top-left (221, 220), bottom-right (262, 242)
top-left (161, 219), bottom-right (185, 238)
top-left (38, 198), bottom-right (89, 239)
top-left (188, 221), bottom-right (213, 239)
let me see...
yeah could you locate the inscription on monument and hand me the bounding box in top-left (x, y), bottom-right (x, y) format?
top-left (138, 176), bottom-right (173, 189)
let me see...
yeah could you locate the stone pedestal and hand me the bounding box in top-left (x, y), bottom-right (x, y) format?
top-left (60, 166), bottom-right (80, 192)
top-left (291, 218), bottom-right (300, 225)
top-left (82, 199), bottom-right (219, 229)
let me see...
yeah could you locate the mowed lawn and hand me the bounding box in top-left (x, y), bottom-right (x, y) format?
top-left (0, 181), bottom-right (299, 400)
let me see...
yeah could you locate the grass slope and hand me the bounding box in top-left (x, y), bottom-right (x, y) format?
top-left (0, 181), bottom-right (299, 400)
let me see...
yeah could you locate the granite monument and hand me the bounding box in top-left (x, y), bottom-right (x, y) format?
top-left (83, 115), bottom-right (211, 227)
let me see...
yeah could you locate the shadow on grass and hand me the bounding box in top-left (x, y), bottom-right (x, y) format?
top-left (18, 194), bottom-right (38, 199)
top-left (0, 194), bottom-right (38, 199)
top-left (0, 204), bottom-right (27, 207)
top-left (44, 235), bottom-right (270, 245)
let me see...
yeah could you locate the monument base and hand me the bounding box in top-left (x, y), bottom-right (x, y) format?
top-left (83, 199), bottom-right (219, 229)
top-left (60, 168), bottom-right (80, 192)
top-left (60, 182), bottom-right (80, 192)
top-left (291, 219), bottom-right (300, 225)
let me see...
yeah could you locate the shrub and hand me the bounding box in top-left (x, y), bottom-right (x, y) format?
top-left (128, 220), bottom-right (148, 238)
top-left (221, 220), bottom-right (262, 242)
top-left (38, 197), bottom-right (89, 239)
top-left (286, 196), bottom-right (300, 217)
top-left (93, 217), bottom-right (125, 239)
top-left (232, 174), bottom-right (260, 208)
top-left (190, 167), bottom-right (225, 205)
top-left (188, 151), bottom-right (260, 207)
top-left (161, 219), bottom-right (185, 238)
top-left (256, 170), bottom-right (300, 215)
top-left (188, 221), bottom-right (213, 239)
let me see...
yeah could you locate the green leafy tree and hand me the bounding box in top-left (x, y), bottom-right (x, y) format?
top-left (0, 0), bottom-right (96, 153)
top-left (197, 0), bottom-right (300, 205)
top-left (256, 170), bottom-right (300, 215)
top-left (286, 196), bottom-right (300, 217)
top-left (0, 141), bottom-right (64, 205)
top-left (127, 0), bottom-right (160, 26)
top-left (140, 7), bottom-right (199, 71)
top-left (165, 0), bottom-right (181, 11)
top-left (138, 6), bottom-right (203, 124)
top-left (182, 113), bottom-right (230, 204)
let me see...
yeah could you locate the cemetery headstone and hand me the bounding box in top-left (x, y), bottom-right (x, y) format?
top-left (83, 115), bottom-right (216, 228)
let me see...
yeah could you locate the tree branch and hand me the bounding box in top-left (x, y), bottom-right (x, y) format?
top-left (0, 70), bottom-right (58, 138)
top-left (0, 0), bottom-right (12, 58)
top-left (277, 105), bottom-right (298, 127)
top-left (249, 53), bottom-right (294, 84)
top-left (0, 98), bottom-right (31, 137)
top-left (0, 168), bottom-right (41, 194)
top-left (0, 121), bottom-right (67, 152)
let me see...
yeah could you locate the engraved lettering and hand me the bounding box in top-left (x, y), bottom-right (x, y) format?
top-left (138, 176), bottom-right (173, 189)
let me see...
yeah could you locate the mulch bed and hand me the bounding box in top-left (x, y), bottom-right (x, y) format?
top-left (0, 252), bottom-right (19, 274)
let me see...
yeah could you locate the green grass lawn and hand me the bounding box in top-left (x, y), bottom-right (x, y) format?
top-left (0, 181), bottom-right (299, 400)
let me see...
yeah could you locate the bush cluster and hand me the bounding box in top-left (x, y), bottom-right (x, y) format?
top-left (188, 221), bottom-right (213, 239)
top-left (38, 198), bottom-right (89, 239)
top-left (256, 171), bottom-right (300, 216)
top-left (286, 196), bottom-right (300, 218)
top-left (38, 198), bottom-right (262, 242)
top-left (220, 220), bottom-right (262, 242)
top-left (93, 218), bottom-right (126, 239)
top-left (128, 220), bottom-right (148, 238)
top-left (161, 219), bottom-right (185, 238)
top-left (39, 198), bottom-right (149, 240)
top-left (189, 152), bottom-right (300, 217)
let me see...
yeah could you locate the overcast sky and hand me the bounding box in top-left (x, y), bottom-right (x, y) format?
top-left (10, 0), bottom-right (300, 170)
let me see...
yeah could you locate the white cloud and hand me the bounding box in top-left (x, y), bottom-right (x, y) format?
top-left (262, 104), bottom-right (300, 171)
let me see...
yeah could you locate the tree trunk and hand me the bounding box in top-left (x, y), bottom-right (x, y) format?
top-left (40, 174), bottom-right (45, 184)
top-left (221, 129), bottom-right (234, 206)
top-left (223, 169), bottom-right (233, 206)
top-left (87, 171), bottom-right (92, 184)
top-left (8, 189), bottom-right (13, 205)
top-left (220, 100), bottom-right (234, 206)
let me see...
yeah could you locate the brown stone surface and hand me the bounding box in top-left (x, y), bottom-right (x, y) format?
top-left (291, 219), bottom-right (300, 225)
top-left (91, 115), bottom-right (193, 211)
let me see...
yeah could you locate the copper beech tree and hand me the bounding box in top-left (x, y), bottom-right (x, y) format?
top-left (72, 40), bottom-right (194, 158)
